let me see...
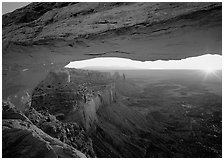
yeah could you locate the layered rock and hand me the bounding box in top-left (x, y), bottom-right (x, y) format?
top-left (24, 106), bottom-right (96, 157)
top-left (3, 2), bottom-right (221, 58)
top-left (2, 100), bottom-right (86, 158)
top-left (31, 68), bottom-right (115, 130)
top-left (3, 2), bottom-right (221, 65)
top-left (2, 2), bottom-right (222, 101)
top-left (29, 68), bottom-right (173, 157)
top-left (2, 2), bottom-right (222, 158)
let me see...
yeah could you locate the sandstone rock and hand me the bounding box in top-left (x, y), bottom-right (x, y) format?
top-left (25, 104), bottom-right (96, 157)
top-left (29, 68), bottom-right (154, 157)
top-left (30, 68), bottom-right (116, 131)
top-left (2, 3), bottom-right (222, 104)
top-left (2, 100), bottom-right (30, 122)
top-left (3, 2), bottom-right (222, 158)
top-left (2, 101), bottom-right (86, 158)
top-left (2, 3), bottom-right (221, 70)
top-left (3, 3), bottom-right (73, 27)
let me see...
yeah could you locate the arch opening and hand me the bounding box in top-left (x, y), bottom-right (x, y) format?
top-left (65, 54), bottom-right (222, 71)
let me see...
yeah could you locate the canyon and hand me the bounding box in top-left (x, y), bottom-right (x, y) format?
top-left (30, 69), bottom-right (154, 157)
top-left (3, 68), bottom-right (166, 157)
top-left (2, 2), bottom-right (222, 158)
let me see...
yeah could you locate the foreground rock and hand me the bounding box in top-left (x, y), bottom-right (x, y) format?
top-left (25, 106), bottom-right (96, 157)
top-left (2, 100), bottom-right (86, 158)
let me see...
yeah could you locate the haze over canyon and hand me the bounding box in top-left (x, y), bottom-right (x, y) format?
top-left (2, 2), bottom-right (222, 158)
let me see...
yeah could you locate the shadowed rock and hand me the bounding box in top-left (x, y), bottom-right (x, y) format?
top-left (2, 100), bottom-right (86, 158)
top-left (2, 2), bottom-right (221, 103)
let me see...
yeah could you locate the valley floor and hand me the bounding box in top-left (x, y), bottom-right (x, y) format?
top-left (121, 70), bottom-right (222, 157)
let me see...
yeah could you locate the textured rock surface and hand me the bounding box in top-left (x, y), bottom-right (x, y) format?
top-left (2, 2), bottom-right (222, 99)
top-left (4, 67), bottom-right (221, 157)
top-left (31, 68), bottom-right (114, 129)
top-left (3, 3), bottom-right (221, 59)
top-left (30, 68), bottom-right (173, 157)
top-left (2, 3), bottom-right (222, 157)
top-left (2, 100), bottom-right (87, 158)
top-left (3, 2), bottom-right (221, 60)
top-left (25, 107), bottom-right (96, 157)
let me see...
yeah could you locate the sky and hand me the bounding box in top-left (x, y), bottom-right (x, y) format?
top-left (65, 54), bottom-right (222, 70)
top-left (2, 2), bottom-right (30, 14)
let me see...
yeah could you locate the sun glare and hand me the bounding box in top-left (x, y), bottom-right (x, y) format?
top-left (65, 54), bottom-right (222, 71)
top-left (200, 66), bottom-right (221, 81)
top-left (203, 67), bottom-right (215, 74)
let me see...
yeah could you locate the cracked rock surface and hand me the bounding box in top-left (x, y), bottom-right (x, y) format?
top-left (2, 100), bottom-right (87, 158)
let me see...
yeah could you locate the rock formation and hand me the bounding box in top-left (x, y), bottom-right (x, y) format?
top-left (3, 66), bottom-right (221, 157)
top-left (3, 2), bottom-right (221, 61)
top-left (25, 106), bottom-right (96, 157)
top-left (31, 68), bottom-right (115, 130)
top-left (29, 68), bottom-right (174, 157)
top-left (2, 2), bottom-right (222, 158)
top-left (2, 100), bottom-right (87, 158)
top-left (2, 2), bottom-right (222, 100)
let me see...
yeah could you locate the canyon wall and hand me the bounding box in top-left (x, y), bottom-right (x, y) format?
top-left (7, 68), bottom-right (169, 157)
top-left (31, 68), bottom-right (116, 131)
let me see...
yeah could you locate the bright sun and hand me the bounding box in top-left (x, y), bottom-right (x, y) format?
top-left (203, 67), bottom-right (216, 75)
top-left (201, 67), bottom-right (221, 81)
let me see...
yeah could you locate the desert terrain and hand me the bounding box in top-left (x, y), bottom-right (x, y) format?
top-left (2, 2), bottom-right (222, 158)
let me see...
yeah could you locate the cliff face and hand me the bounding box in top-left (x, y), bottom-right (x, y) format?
top-left (30, 69), bottom-right (156, 157)
top-left (67, 83), bottom-right (116, 131)
top-left (3, 68), bottom-right (133, 158)
top-left (31, 68), bottom-right (116, 130)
